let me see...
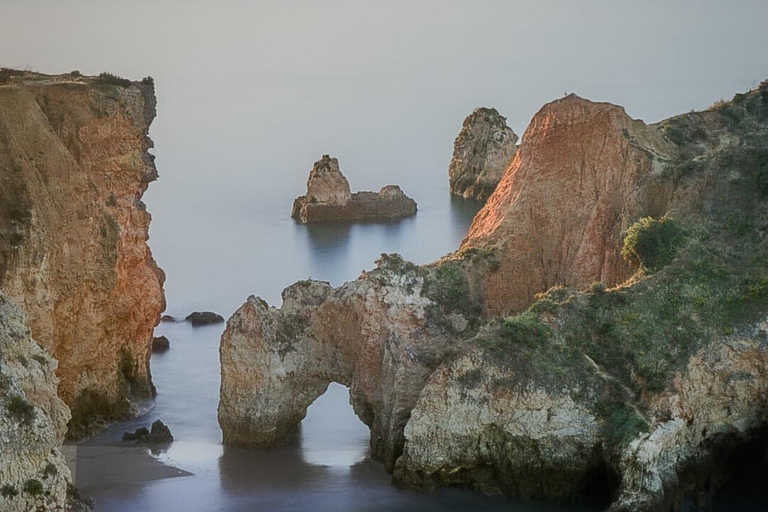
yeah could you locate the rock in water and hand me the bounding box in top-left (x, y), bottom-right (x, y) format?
top-left (160, 315), bottom-right (177, 323)
top-left (122, 420), bottom-right (173, 444)
top-left (448, 107), bottom-right (518, 200)
top-left (0, 70), bottom-right (166, 439)
top-left (151, 336), bottom-right (170, 352)
top-left (185, 311), bottom-right (225, 326)
top-left (291, 155), bottom-right (417, 223)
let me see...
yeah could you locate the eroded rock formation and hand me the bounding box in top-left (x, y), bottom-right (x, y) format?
top-left (0, 294), bottom-right (71, 511)
top-left (448, 107), bottom-right (518, 200)
top-left (221, 82), bottom-right (768, 510)
top-left (0, 71), bottom-right (165, 438)
top-left (291, 155), bottom-right (417, 223)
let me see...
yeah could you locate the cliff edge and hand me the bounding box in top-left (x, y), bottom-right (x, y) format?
top-left (0, 70), bottom-right (166, 439)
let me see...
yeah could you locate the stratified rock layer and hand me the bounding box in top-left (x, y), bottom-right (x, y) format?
top-left (448, 107), bottom-right (518, 200)
top-left (291, 155), bottom-right (417, 223)
top-left (0, 71), bottom-right (165, 438)
top-left (221, 82), bottom-right (768, 510)
top-left (0, 294), bottom-right (71, 511)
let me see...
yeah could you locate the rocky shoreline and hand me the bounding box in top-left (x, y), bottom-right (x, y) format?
top-left (220, 82), bottom-right (768, 511)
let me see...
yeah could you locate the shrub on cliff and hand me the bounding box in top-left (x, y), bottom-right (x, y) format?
top-left (97, 72), bottom-right (132, 88)
top-left (6, 395), bottom-right (35, 424)
top-left (621, 216), bottom-right (684, 272)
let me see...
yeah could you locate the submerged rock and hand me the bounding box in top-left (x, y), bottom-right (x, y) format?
top-left (291, 155), bottom-right (417, 223)
top-left (185, 311), bottom-right (225, 326)
top-left (151, 336), bottom-right (170, 352)
top-left (160, 315), bottom-right (177, 323)
top-left (449, 107), bottom-right (518, 200)
top-left (122, 420), bottom-right (173, 444)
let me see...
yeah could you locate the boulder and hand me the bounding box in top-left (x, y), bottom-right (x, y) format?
top-left (185, 312), bottom-right (225, 326)
top-left (122, 420), bottom-right (173, 444)
top-left (151, 336), bottom-right (170, 352)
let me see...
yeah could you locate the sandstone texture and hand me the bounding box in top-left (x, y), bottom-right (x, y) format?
top-left (221, 82), bottom-right (768, 510)
top-left (0, 71), bottom-right (165, 438)
top-left (448, 107), bottom-right (518, 200)
top-left (0, 294), bottom-right (71, 511)
top-left (291, 155), bottom-right (417, 223)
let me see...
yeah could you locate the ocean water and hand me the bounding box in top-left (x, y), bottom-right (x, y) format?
top-left (74, 187), bottom-right (605, 512)
top-left (5, 2), bottom-right (762, 510)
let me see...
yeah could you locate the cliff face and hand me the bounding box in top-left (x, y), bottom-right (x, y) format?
top-left (0, 72), bottom-right (165, 438)
top-left (220, 82), bottom-right (768, 510)
top-left (448, 107), bottom-right (518, 201)
top-left (291, 155), bottom-right (417, 223)
top-left (0, 294), bottom-right (71, 511)
top-left (461, 95), bottom-right (675, 315)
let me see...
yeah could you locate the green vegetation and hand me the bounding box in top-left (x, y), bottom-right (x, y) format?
top-left (6, 395), bottom-right (35, 424)
top-left (621, 216), bottom-right (684, 272)
top-left (22, 479), bottom-right (43, 496)
top-left (42, 463), bottom-right (58, 479)
top-left (96, 72), bottom-right (132, 88)
top-left (0, 68), bottom-right (24, 85)
top-left (601, 404), bottom-right (649, 448)
top-left (1, 484), bottom-right (18, 498)
top-left (422, 261), bottom-right (483, 331)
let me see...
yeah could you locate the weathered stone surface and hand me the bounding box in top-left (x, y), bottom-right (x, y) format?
top-left (291, 155), bottom-right (417, 223)
top-left (0, 294), bottom-right (71, 511)
top-left (461, 95), bottom-right (675, 315)
top-left (449, 107), bottom-right (518, 200)
top-left (185, 311), bottom-right (224, 326)
top-left (218, 262), bottom-right (464, 469)
top-left (0, 71), bottom-right (166, 438)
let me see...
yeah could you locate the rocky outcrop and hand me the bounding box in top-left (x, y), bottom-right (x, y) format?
top-left (151, 336), bottom-right (170, 353)
top-left (220, 82), bottom-right (768, 509)
top-left (448, 107), bottom-right (518, 200)
top-left (0, 71), bottom-right (165, 438)
top-left (0, 294), bottom-right (71, 511)
top-left (291, 155), bottom-right (417, 223)
top-left (461, 95), bottom-right (676, 315)
top-left (122, 419), bottom-right (173, 444)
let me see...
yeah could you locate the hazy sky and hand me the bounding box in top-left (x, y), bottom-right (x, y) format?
top-left (3, 0), bottom-right (767, 308)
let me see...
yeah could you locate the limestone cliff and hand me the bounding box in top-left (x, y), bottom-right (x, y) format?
top-left (448, 107), bottom-right (518, 200)
top-left (0, 294), bottom-right (71, 511)
top-left (0, 71), bottom-right (165, 438)
top-left (220, 81), bottom-right (768, 510)
top-left (291, 155), bottom-right (417, 223)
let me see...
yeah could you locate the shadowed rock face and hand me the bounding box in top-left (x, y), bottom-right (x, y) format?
top-left (0, 72), bottom-right (165, 438)
top-left (221, 83), bottom-right (768, 509)
top-left (449, 107), bottom-right (518, 201)
top-left (291, 155), bottom-right (417, 223)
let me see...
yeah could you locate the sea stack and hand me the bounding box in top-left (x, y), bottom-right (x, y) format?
top-left (291, 155), bottom-right (417, 223)
top-left (448, 107), bottom-right (518, 200)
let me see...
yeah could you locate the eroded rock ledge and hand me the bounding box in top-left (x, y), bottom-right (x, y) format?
top-left (448, 107), bottom-right (518, 201)
top-left (221, 82), bottom-right (768, 510)
top-left (291, 155), bottom-right (417, 223)
top-left (0, 70), bottom-right (166, 438)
